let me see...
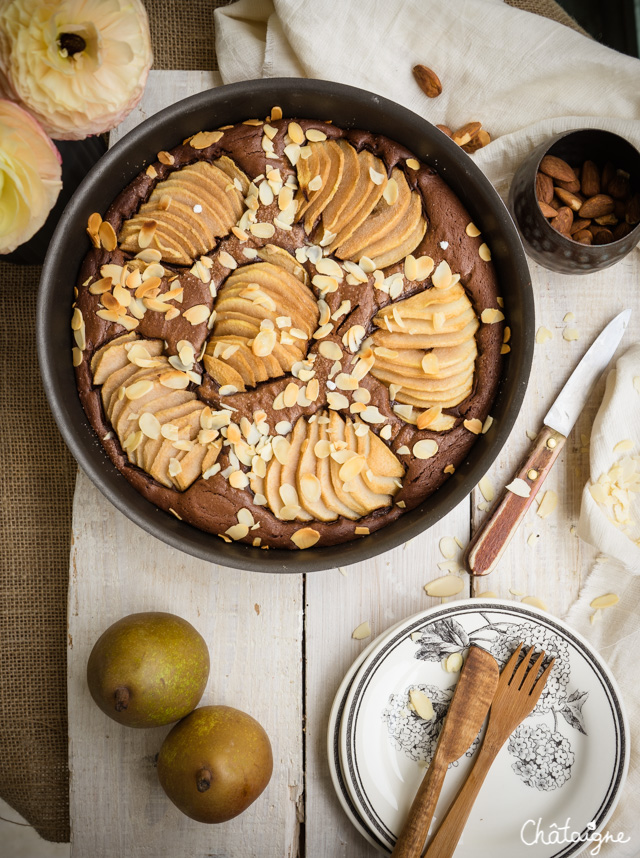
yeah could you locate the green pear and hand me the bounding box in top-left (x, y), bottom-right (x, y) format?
top-left (87, 612), bottom-right (209, 728)
top-left (157, 705), bottom-right (273, 823)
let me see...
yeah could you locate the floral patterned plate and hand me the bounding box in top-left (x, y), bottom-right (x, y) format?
top-left (335, 599), bottom-right (628, 856)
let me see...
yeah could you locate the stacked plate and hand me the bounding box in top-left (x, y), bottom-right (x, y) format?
top-left (327, 599), bottom-right (629, 857)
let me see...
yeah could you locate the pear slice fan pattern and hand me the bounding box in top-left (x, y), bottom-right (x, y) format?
top-left (250, 410), bottom-right (404, 522)
top-left (92, 336), bottom-right (222, 490)
top-left (370, 262), bottom-right (479, 429)
top-left (118, 158), bottom-right (250, 265)
top-left (204, 259), bottom-right (320, 393)
top-left (295, 140), bottom-right (427, 269)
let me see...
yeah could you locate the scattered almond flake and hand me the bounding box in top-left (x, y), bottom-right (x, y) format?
top-left (139, 412), bottom-right (161, 439)
top-left (439, 240), bottom-right (449, 250)
top-left (478, 476), bottom-right (495, 502)
top-left (369, 167), bottom-right (386, 185)
top-left (409, 689), bottom-right (434, 720)
top-left (415, 255), bottom-right (435, 281)
top-left (537, 490), bottom-right (558, 519)
top-left (590, 593), bottom-right (619, 610)
top-left (218, 384), bottom-right (238, 396)
top-left (359, 256), bottom-right (375, 273)
top-left (439, 537), bottom-right (458, 559)
top-left (396, 445), bottom-right (410, 455)
top-left (157, 150), bottom-right (174, 165)
top-left (614, 439), bottom-right (634, 454)
top-left (146, 164), bottom-right (157, 178)
top-left (287, 121), bottom-right (305, 145)
top-left (563, 327), bottom-right (579, 342)
top-left (229, 470), bottom-right (250, 490)
top-left (306, 128), bottom-right (327, 142)
top-left (218, 250), bottom-right (237, 269)
top-left (445, 652), bottom-right (463, 673)
top-left (225, 522), bottom-right (249, 541)
top-left (563, 312), bottom-right (575, 323)
top-left (481, 308), bottom-right (505, 324)
top-left (359, 405), bottom-right (385, 424)
top-left (396, 500), bottom-right (406, 508)
top-left (404, 254), bottom-right (417, 281)
top-left (521, 595), bottom-right (548, 611)
top-left (506, 478), bottom-right (531, 498)
top-left (424, 575), bottom-right (464, 598)
top-left (355, 526), bottom-right (370, 535)
top-left (338, 566), bottom-right (347, 577)
top-left (249, 222), bottom-right (276, 239)
top-left (351, 620), bottom-right (371, 640)
top-left (465, 222), bottom-right (481, 237)
top-left (283, 381), bottom-right (299, 408)
top-left (474, 590), bottom-right (498, 599)
top-left (242, 247), bottom-right (259, 260)
top-left (382, 177), bottom-right (399, 205)
top-left (482, 415), bottom-right (494, 434)
top-left (307, 174), bottom-right (323, 192)
top-left (168, 457), bottom-right (182, 478)
top-left (464, 418), bottom-right (482, 434)
top-left (431, 259), bottom-right (453, 290)
top-left (413, 439), bottom-right (439, 460)
top-left (590, 609), bottom-right (601, 625)
top-left (508, 587), bottom-right (525, 596)
top-left (72, 346), bottom-right (83, 366)
top-left (284, 143), bottom-right (301, 166)
top-left (527, 532), bottom-right (539, 548)
top-left (326, 391), bottom-right (349, 411)
top-left (262, 123), bottom-right (277, 140)
top-left (183, 304), bottom-right (209, 326)
top-left (526, 429), bottom-right (537, 441)
top-left (438, 559), bottom-right (462, 574)
top-left (406, 158), bottom-right (420, 170)
top-left (124, 379), bottom-right (154, 400)
top-left (478, 243), bottom-right (491, 261)
top-left (380, 425), bottom-right (393, 441)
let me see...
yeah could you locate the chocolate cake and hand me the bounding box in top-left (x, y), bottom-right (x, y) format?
top-left (71, 109), bottom-right (505, 550)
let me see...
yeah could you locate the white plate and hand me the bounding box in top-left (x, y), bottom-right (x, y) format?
top-left (335, 599), bottom-right (629, 856)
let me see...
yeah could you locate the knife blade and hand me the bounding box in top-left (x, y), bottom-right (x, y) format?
top-left (465, 309), bottom-right (631, 577)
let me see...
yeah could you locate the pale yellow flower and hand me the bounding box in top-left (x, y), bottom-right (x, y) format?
top-left (0, 99), bottom-right (61, 253)
top-left (0, 0), bottom-right (152, 140)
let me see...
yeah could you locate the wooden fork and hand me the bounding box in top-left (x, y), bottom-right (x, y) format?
top-left (422, 643), bottom-right (555, 858)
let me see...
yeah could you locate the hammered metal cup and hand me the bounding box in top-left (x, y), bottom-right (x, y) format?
top-left (509, 128), bottom-right (640, 274)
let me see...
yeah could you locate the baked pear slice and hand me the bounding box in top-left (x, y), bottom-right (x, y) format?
top-left (253, 244), bottom-right (309, 287)
top-left (101, 357), bottom-right (171, 420)
top-left (91, 334), bottom-right (138, 384)
top-left (148, 408), bottom-right (204, 489)
top-left (355, 423), bottom-right (404, 497)
top-left (296, 419), bottom-right (338, 522)
top-left (356, 193), bottom-right (426, 270)
top-left (316, 419), bottom-right (360, 521)
top-left (300, 141), bottom-right (344, 233)
top-left (173, 437), bottom-right (223, 492)
top-left (341, 419), bottom-right (393, 513)
top-left (139, 399), bottom-right (204, 471)
top-left (335, 168), bottom-right (412, 262)
top-left (327, 411), bottom-right (369, 518)
top-left (264, 454), bottom-right (285, 519)
top-left (327, 150), bottom-right (387, 251)
top-left (321, 140), bottom-right (359, 237)
top-left (278, 418), bottom-right (312, 522)
top-left (118, 389), bottom-right (197, 466)
top-left (203, 353), bottom-right (246, 392)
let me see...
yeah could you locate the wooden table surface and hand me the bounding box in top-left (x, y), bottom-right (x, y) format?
top-left (67, 71), bottom-right (640, 857)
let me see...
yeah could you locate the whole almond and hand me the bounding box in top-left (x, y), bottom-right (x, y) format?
top-left (536, 172), bottom-right (554, 204)
top-left (549, 196), bottom-right (562, 211)
top-left (570, 217), bottom-right (591, 235)
top-left (538, 200), bottom-right (557, 218)
top-left (550, 206), bottom-right (573, 235)
top-left (555, 176), bottom-right (581, 194)
top-left (625, 194), bottom-right (640, 225)
top-left (580, 161), bottom-right (600, 197)
top-left (452, 121), bottom-right (482, 147)
top-left (463, 129), bottom-right (491, 153)
top-left (539, 155), bottom-right (575, 183)
top-left (436, 124), bottom-right (452, 137)
top-left (607, 173), bottom-right (630, 200)
top-left (601, 161), bottom-right (616, 190)
top-left (594, 213), bottom-right (618, 226)
top-left (413, 64), bottom-right (443, 98)
top-left (613, 222), bottom-right (632, 240)
top-left (593, 228), bottom-right (614, 245)
top-left (573, 229), bottom-right (593, 244)
top-left (578, 194), bottom-right (615, 219)
top-left (554, 187), bottom-right (583, 212)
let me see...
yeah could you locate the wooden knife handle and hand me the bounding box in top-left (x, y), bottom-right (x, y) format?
top-left (422, 743), bottom-right (500, 858)
top-left (464, 426), bottom-right (565, 577)
top-left (391, 751), bottom-right (448, 858)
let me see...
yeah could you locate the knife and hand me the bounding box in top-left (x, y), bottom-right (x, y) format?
top-left (390, 645), bottom-right (499, 858)
top-left (465, 309), bottom-right (631, 577)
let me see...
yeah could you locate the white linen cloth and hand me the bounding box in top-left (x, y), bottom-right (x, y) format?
top-left (214, 1), bottom-right (640, 852)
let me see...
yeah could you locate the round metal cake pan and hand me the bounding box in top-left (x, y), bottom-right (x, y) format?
top-left (37, 78), bottom-right (534, 573)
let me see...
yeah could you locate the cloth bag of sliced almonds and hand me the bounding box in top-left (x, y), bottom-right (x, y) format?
top-left (215, 0), bottom-right (640, 208)
top-left (215, 1), bottom-right (640, 852)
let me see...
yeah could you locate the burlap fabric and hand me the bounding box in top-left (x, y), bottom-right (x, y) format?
top-left (0, 0), bottom-right (583, 843)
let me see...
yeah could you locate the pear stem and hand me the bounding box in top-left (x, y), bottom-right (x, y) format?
top-left (114, 686), bottom-right (130, 712)
top-left (58, 33), bottom-right (86, 56)
top-left (196, 768), bottom-right (212, 792)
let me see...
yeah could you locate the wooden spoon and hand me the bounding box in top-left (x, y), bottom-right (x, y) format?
top-left (390, 644), bottom-right (499, 858)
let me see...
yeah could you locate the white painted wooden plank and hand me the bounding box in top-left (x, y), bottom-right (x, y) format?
top-left (304, 501), bottom-right (471, 856)
top-left (470, 251), bottom-right (640, 613)
top-left (69, 71), bottom-right (303, 858)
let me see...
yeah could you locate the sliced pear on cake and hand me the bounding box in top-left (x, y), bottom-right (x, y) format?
top-left (173, 437), bottom-right (223, 492)
top-left (327, 150), bottom-right (387, 251)
top-left (316, 419), bottom-right (360, 521)
top-left (148, 408), bottom-right (204, 488)
top-left (203, 353), bottom-right (246, 392)
top-left (355, 423), bottom-right (404, 496)
top-left (278, 418), bottom-right (312, 521)
top-left (140, 399), bottom-right (204, 471)
top-left (355, 191), bottom-right (426, 269)
top-left (300, 141), bottom-right (344, 233)
top-left (296, 419), bottom-right (338, 522)
top-left (91, 333), bottom-right (137, 383)
top-left (321, 140), bottom-right (359, 237)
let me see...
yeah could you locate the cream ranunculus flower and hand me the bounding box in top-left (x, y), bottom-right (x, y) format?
top-left (0, 99), bottom-right (62, 253)
top-left (0, 0), bottom-right (152, 140)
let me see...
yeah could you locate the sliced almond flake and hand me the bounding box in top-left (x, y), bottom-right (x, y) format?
top-left (439, 537), bottom-right (458, 559)
top-left (355, 526), bottom-right (370, 535)
top-left (563, 327), bottom-right (579, 342)
top-left (409, 689), bottom-right (434, 720)
top-left (506, 478), bottom-right (531, 498)
top-left (218, 250), bottom-right (237, 269)
top-left (359, 256), bottom-right (375, 274)
top-left (424, 575), bottom-right (464, 598)
top-left (290, 527), bottom-right (320, 549)
top-left (287, 121), bottom-right (305, 144)
top-left (482, 415), bottom-right (494, 434)
top-left (229, 470), bottom-right (250, 490)
top-left (249, 222), bottom-right (276, 239)
top-left (526, 533), bottom-right (539, 548)
top-left (306, 128), bottom-right (327, 142)
top-left (218, 384), bottom-right (238, 396)
top-left (139, 412), bottom-right (161, 439)
top-left (463, 418), bottom-right (483, 434)
top-left (382, 177), bottom-right (398, 204)
top-left (157, 150), bottom-right (174, 165)
top-left (326, 391), bottom-right (349, 411)
top-left (284, 143), bottom-right (301, 166)
top-left (431, 260), bottom-right (453, 290)
top-left (481, 308), bottom-right (505, 324)
top-left (360, 405), bottom-right (385, 424)
top-left (98, 220), bottom-right (117, 251)
top-left (465, 222), bottom-right (481, 237)
top-left (537, 490), bottom-right (558, 519)
top-left (379, 424), bottom-right (393, 441)
top-left (614, 439), bottom-right (634, 454)
top-left (369, 167), bottom-right (386, 185)
top-left (521, 595), bottom-right (548, 611)
top-left (183, 304), bottom-right (210, 326)
top-left (590, 593), bottom-right (619, 610)
top-left (590, 609), bottom-right (602, 624)
top-left (563, 312), bottom-right (575, 323)
top-left (474, 591), bottom-right (498, 599)
top-left (72, 347), bottom-right (83, 366)
top-left (125, 379), bottom-right (154, 400)
top-left (308, 174), bottom-right (323, 192)
top-left (406, 158), bottom-right (420, 170)
top-left (168, 457), bottom-right (182, 478)
top-left (445, 652), bottom-right (463, 673)
top-left (478, 243), bottom-right (491, 261)
top-left (413, 439), bottom-right (439, 459)
top-left (415, 256), bottom-right (435, 281)
top-left (351, 620), bottom-right (371, 640)
top-left (404, 254), bottom-right (417, 281)
top-left (478, 476), bottom-right (495, 502)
